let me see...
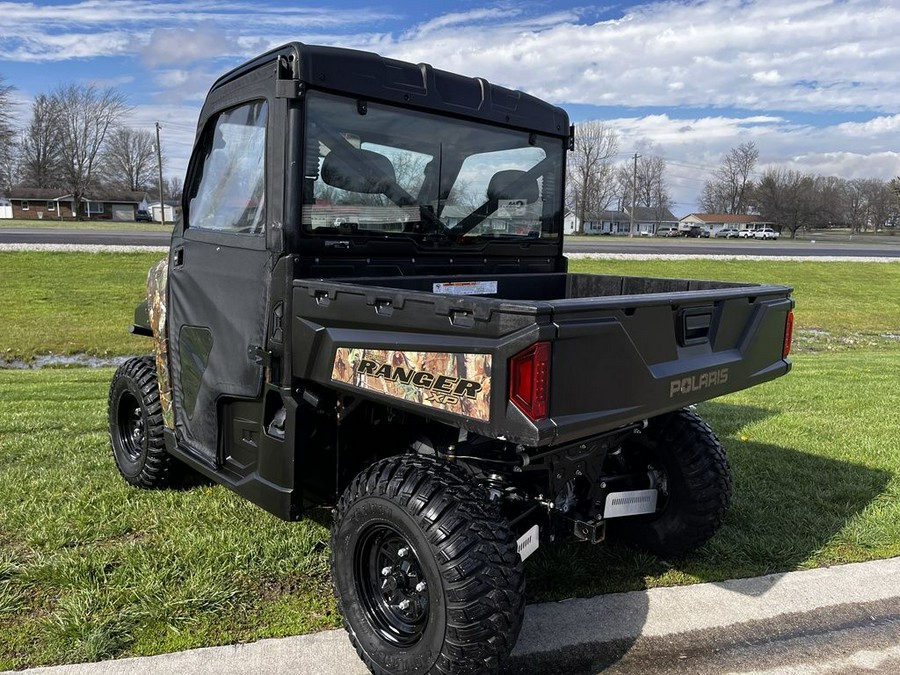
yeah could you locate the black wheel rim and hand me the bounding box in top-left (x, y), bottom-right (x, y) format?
top-left (354, 523), bottom-right (430, 647)
top-left (116, 391), bottom-right (145, 461)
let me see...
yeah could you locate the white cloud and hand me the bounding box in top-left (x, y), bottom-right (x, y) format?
top-left (778, 151), bottom-right (900, 180)
top-left (142, 29), bottom-right (239, 67)
top-left (837, 114), bottom-right (900, 137)
top-left (752, 70), bottom-right (782, 84)
top-left (377, 0), bottom-right (900, 114)
top-left (0, 1), bottom-right (396, 64)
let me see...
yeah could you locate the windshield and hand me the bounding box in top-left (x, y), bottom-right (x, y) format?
top-left (302, 91), bottom-right (564, 243)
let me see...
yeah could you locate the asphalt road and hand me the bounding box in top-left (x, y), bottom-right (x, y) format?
top-left (2, 227), bottom-right (900, 258)
top-left (0, 228), bottom-right (170, 247)
top-left (564, 236), bottom-right (900, 258)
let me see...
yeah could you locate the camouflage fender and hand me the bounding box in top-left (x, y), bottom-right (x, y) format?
top-left (146, 257), bottom-right (175, 429)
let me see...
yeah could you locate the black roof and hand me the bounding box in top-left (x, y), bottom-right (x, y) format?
top-left (5, 187), bottom-right (146, 203)
top-left (206, 42), bottom-right (570, 138)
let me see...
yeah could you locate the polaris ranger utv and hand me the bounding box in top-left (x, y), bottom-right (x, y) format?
top-left (108, 43), bottom-right (794, 675)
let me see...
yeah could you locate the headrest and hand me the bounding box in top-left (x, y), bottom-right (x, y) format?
top-left (321, 148), bottom-right (396, 194)
top-left (487, 169), bottom-right (539, 203)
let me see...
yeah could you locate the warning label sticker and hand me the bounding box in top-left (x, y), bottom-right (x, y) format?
top-left (432, 280), bottom-right (498, 296)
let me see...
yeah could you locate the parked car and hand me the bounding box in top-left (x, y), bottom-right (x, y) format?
top-left (738, 229), bottom-right (754, 238)
top-left (754, 228), bottom-right (780, 240)
top-left (683, 225), bottom-right (710, 238)
top-left (657, 226), bottom-right (680, 237)
top-left (135, 208), bottom-right (152, 223)
top-left (715, 227), bottom-right (740, 238)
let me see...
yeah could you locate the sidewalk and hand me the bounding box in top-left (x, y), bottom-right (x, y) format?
top-left (8, 557), bottom-right (900, 675)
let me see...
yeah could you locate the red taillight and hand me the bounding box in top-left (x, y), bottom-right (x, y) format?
top-left (509, 341), bottom-right (551, 421)
top-left (783, 311), bottom-right (794, 358)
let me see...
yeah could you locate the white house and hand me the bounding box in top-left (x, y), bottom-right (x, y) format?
top-left (566, 207), bottom-right (679, 236)
top-left (148, 201), bottom-right (176, 223)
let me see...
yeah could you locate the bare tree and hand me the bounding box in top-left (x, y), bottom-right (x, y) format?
top-left (165, 175), bottom-right (183, 203)
top-left (616, 154), bottom-right (672, 226)
top-left (100, 127), bottom-right (157, 191)
top-left (858, 178), bottom-right (894, 232)
top-left (838, 178), bottom-right (894, 233)
top-left (0, 74), bottom-right (17, 189)
top-left (700, 142), bottom-right (759, 214)
top-left (566, 121), bottom-right (619, 233)
top-left (19, 94), bottom-right (64, 188)
top-left (890, 177), bottom-right (900, 229)
top-left (51, 84), bottom-right (130, 217)
top-left (754, 168), bottom-right (817, 238)
top-left (811, 175), bottom-right (850, 228)
top-left (618, 155), bottom-right (670, 207)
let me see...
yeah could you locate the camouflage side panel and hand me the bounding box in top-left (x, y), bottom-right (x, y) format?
top-left (332, 348), bottom-right (492, 421)
top-left (146, 257), bottom-right (174, 429)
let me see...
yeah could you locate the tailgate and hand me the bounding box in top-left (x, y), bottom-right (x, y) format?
top-left (547, 285), bottom-right (793, 444)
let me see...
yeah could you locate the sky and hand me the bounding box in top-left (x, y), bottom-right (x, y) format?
top-left (0, 0), bottom-right (898, 214)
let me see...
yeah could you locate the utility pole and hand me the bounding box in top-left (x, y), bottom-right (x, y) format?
top-left (629, 152), bottom-right (639, 238)
top-left (155, 122), bottom-right (166, 228)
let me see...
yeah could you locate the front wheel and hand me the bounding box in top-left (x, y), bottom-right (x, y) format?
top-left (332, 455), bottom-right (524, 675)
top-left (108, 356), bottom-right (179, 488)
top-left (608, 409), bottom-right (733, 558)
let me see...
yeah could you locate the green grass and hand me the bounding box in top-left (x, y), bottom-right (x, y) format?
top-left (0, 252), bottom-right (164, 363)
top-left (0, 218), bottom-right (172, 232)
top-left (0, 370), bottom-right (335, 669)
top-left (1, 251), bottom-right (899, 667)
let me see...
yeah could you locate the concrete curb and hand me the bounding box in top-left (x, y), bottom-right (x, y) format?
top-left (9, 557), bottom-right (899, 675)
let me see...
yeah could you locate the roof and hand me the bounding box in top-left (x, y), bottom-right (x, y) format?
top-left (204, 43), bottom-right (569, 139)
top-left (682, 213), bottom-right (765, 225)
top-left (629, 206), bottom-right (678, 222)
top-left (586, 207), bottom-right (678, 223)
top-left (5, 187), bottom-right (147, 203)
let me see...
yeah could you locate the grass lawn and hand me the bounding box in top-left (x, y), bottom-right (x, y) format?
top-left (1, 252), bottom-right (899, 668)
top-left (0, 252), bottom-right (163, 363)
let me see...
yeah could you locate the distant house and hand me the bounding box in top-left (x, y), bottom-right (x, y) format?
top-left (680, 213), bottom-right (774, 235)
top-left (147, 201), bottom-right (177, 223)
top-left (570, 206), bottom-right (679, 236)
top-left (2, 187), bottom-right (148, 221)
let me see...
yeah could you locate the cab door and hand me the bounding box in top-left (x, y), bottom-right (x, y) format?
top-left (167, 78), bottom-right (280, 466)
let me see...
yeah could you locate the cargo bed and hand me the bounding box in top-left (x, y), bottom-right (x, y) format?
top-left (291, 272), bottom-right (794, 446)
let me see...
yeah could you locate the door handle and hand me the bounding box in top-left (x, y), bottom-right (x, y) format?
top-left (173, 247), bottom-right (184, 268)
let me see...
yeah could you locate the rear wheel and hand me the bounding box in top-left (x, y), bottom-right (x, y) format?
top-left (108, 356), bottom-right (178, 488)
top-left (332, 455), bottom-right (525, 675)
top-left (608, 409), bottom-right (733, 557)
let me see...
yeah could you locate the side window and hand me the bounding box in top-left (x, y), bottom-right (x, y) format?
top-left (188, 100), bottom-right (268, 234)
